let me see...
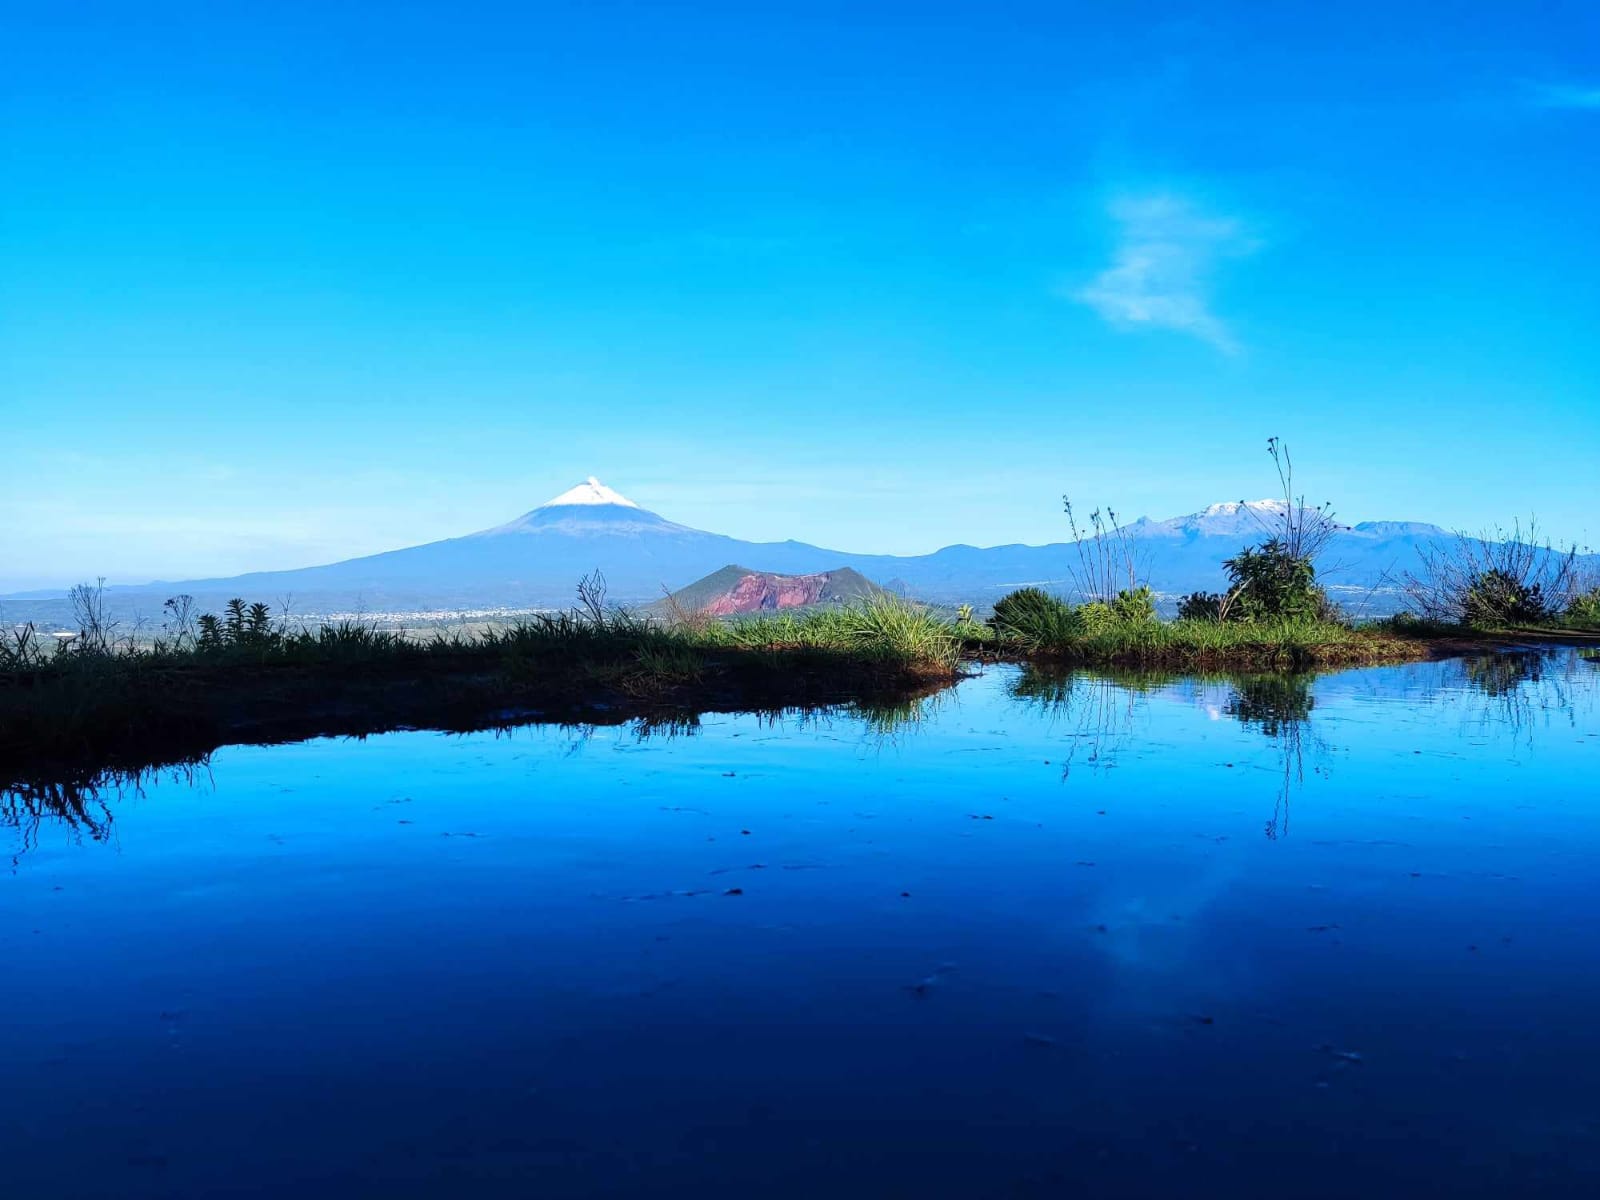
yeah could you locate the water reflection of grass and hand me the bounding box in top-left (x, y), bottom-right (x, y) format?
top-left (1462, 652), bottom-right (1546, 697)
top-left (1012, 664), bottom-right (1324, 838)
top-left (609, 692), bottom-right (945, 744)
top-left (14, 653), bottom-right (1590, 858)
top-left (1445, 649), bottom-right (1587, 749)
top-left (1012, 664), bottom-right (1317, 730)
top-left (1, 599), bottom-right (962, 788)
top-left (2, 760), bottom-right (209, 867)
top-left (1, 690), bottom-right (950, 858)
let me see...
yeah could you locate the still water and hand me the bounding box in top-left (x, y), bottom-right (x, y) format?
top-left (5, 651), bottom-right (1599, 1198)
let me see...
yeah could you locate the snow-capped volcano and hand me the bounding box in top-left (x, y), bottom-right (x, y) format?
top-left (1199, 499), bottom-right (1288, 518)
top-left (538, 476), bottom-right (640, 509)
top-left (1136, 498), bottom-right (1350, 540)
top-left (482, 477), bottom-right (691, 536)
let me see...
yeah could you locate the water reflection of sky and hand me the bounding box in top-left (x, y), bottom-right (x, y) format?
top-left (3, 650), bottom-right (1598, 1197)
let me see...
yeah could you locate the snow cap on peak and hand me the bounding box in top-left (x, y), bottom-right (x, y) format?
top-left (539, 477), bottom-right (640, 509)
top-left (1200, 499), bottom-right (1288, 517)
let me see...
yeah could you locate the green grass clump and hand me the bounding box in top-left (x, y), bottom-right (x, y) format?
top-left (1097, 616), bottom-right (1416, 668)
top-left (988, 587), bottom-right (1083, 648)
top-left (1066, 615), bottom-right (1423, 669)
top-left (984, 586), bottom-right (1425, 670)
top-left (1561, 589), bottom-right (1600, 631)
top-left (717, 596), bottom-right (962, 673)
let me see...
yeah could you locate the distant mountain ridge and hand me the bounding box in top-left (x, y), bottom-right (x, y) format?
top-left (2, 477), bottom-right (1582, 625)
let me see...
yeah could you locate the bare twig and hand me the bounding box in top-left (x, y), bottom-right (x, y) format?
top-left (67, 578), bottom-right (115, 655)
top-left (575, 570), bottom-right (609, 625)
top-left (1402, 519), bottom-right (1579, 624)
top-left (1063, 497), bottom-right (1143, 603)
top-left (1247, 437), bottom-right (1340, 568)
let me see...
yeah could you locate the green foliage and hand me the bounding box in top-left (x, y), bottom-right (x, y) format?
top-left (989, 588), bottom-right (1083, 648)
top-left (1111, 586), bottom-right (1156, 625)
top-left (991, 587), bottom-right (1059, 627)
top-left (196, 613), bottom-right (221, 649)
top-left (721, 596), bottom-right (961, 672)
top-left (1074, 588), bottom-right (1155, 639)
top-left (1221, 539), bottom-right (1329, 622)
top-left (983, 583), bottom-right (1399, 669)
top-left (1462, 568), bottom-right (1554, 626)
top-left (2, 591), bottom-right (971, 780)
top-left (632, 644), bottom-right (706, 686)
top-left (1076, 601), bottom-right (1115, 637)
top-left (1566, 588), bottom-right (1600, 629)
top-left (1379, 611), bottom-right (1463, 638)
top-left (1110, 616), bottom-right (1409, 669)
top-left (1178, 592), bottom-right (1224, 621)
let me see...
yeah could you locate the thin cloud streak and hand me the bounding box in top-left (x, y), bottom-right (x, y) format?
top-left (1072, 194), bottom-right (1255, 355)
top-left (1527, 81), bottom-right (1600, 109)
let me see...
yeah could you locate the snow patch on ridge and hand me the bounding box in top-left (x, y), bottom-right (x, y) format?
top-left (1198, 499), bottom-right (1288, 517)
top-left (538, 477), bottom-right (640, 509)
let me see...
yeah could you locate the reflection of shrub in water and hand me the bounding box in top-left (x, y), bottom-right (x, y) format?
top-left (1009, 666), bottom-right (1172, 778)
top-left (1009, 666), bottom-right (1079, 709)
top-left (1224, 674), bottom-right (1320, 841)
top-left (1014, 666), bottom-right (1322, 838)
top-left (1225, 675), bottom-right (1316, 738)
top-left (1447, 650), bottom-right (1580, 750)
top-left (1461, 652), bottom-right (1544, 698)
top-left (1010, 665), bottom-right (1180, 707)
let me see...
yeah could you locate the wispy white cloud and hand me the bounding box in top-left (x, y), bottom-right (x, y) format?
top-left (1529, 83), bottom-right (1600, 110)
top-left (1527, 81), bottom-right (1600, 110)
top-left (1072, 194), bottom-right (1256, 355)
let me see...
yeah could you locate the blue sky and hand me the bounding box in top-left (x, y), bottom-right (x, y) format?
top-left (3, 1), bottom-right (1597, 589)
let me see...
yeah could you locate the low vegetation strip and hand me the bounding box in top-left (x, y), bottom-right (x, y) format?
top-left (0, 595), bottom-right (962, 778)
top-left (988, 615), bottom-right (1427, 670)
top-left (980, 584), bottom-right (1427, 669)
top-left (5, 543), bottom-right (1594, 786)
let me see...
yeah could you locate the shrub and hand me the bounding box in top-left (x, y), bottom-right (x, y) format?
top-left (1462, 568), bottom-right (1553, 626)
top-left (1563, 588), bottom-right (1600, 629)
top-left (1221, 540), bottom-right (1328, 622)
top-left (1076, 601), bottom-right (1116, 637)
top-left (836, 596), bottom-right (962, 671)
top-left (989, 587), bottom-right (1082, 647)
top-left (197, 598), bottom-right (283, 651)
top-left (1403, 521), bottom-right (1579, 627)
top-left (1111, 586), bottom-right (1157, 625)
top-left (1178, 592), bottom-right (1225, 622)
